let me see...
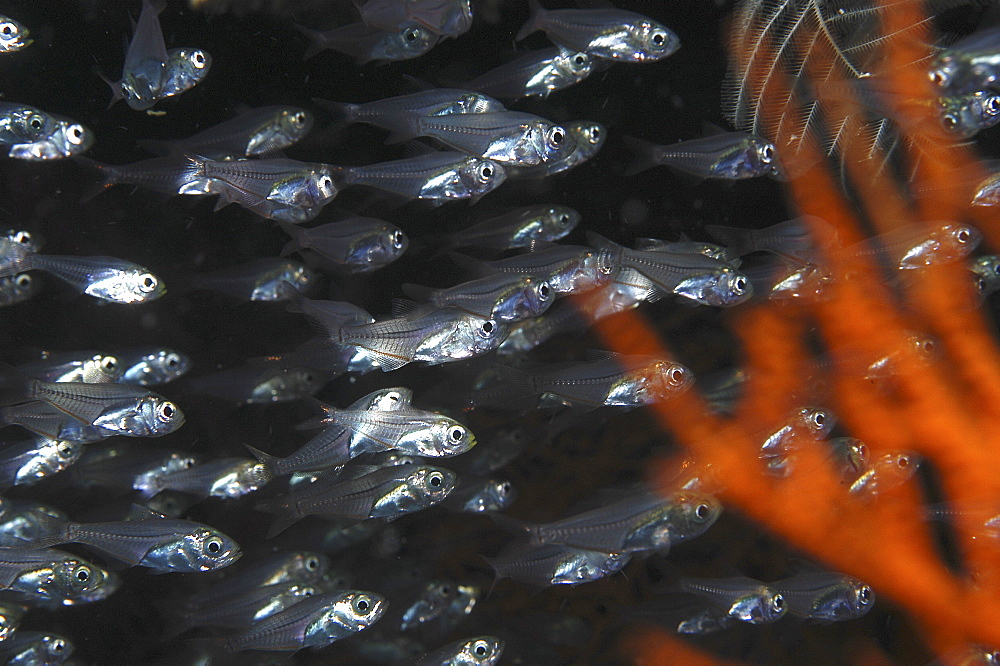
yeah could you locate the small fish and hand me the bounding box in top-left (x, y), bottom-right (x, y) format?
top-left (178, 258), bottom-right (312, 302)
top-left (357, 0), bottom-right (473, 39)
top-left (0, 368), bottom-right (183, 439)
top-left (319, 89), bottom-right (505, 131)
top-left (179, 156), bottom-right (339, 223)
top-left (109, 0), bottom-right (169, 109)
top-left (417, 636), bottom-right (505, 666)
top-left (0, 103), bottom-right (92, 160)
top-left (588, 233), bottom-right (752, 306)
top-left (64, 443), bottom-right (199, 496)
top-left (279, 217), bottom-right (408, 274)
top-left (443, 476), bottom-right (516, 513)
top-left (224, 590), bottom-right (386, 653)
top-left (180, 550), bottom-right (329, 611)
top-left (255, 464), bottom-right (456, 536)
top-left (464, 47), bottom-right (593, 99)
top-left (485, 541), bottom-right (630, 587)
top-left (930, 27), bottom-right (1000, 94)
top-left (940, 91), bottom-right (1000, 138)
top-left (187, 355), bottom-right (332, 406)
top-left (143, 457), bottom-right (272, 499)
top-left (116, 347), bottom-right (191, 385)
top-left (16, 352), bottom-right (123, 384)
top-left (705, 217), bottom-right (836, 264)
top-left (0, 436), bottom-right (83, 489)
top-left (849, 451), bottom-right (921, 498)
top-left (333, 151), bottom-right (506, 204)
top-left (81, 154), bottom-right (196, 197)
top-left (0, 632), bottom-right (73, 665)
top-left (0, 15), bottom-right (31, 52)
top-left (401, 273), bottom-right (553, 322)
top-left (0, 547), bottom-right (119, 605)
top-left (400, 579), bottom-right (461, 630)
top-left (512, 120), bottom-right (605, 177)
top-left (298, 21), bottom-right (439, 64)
top-left (846, 222), bottom-right (981, 271)
top-left (452, 244), bottom-right (617, 295)
top-left (624, 131), bottom-right (776, 179)
top-left (772, 570), bottom-right (875, 621)
top-left (441, 204), bottom-right (580, 252)
top-left (0, 238), bottom-right (164, 304)
top-left (173, 582), bottom-right (317, 634)
top-left (516, 1), bottom-right (680, 63)
top-left (678, 575), bottom-right (787, 624)
top-left (160, 47), bottom-right (212, 99)
top-left (0, 273), bottom-right (39, 307)
top-left (140, 106), bottom-right (313, 160)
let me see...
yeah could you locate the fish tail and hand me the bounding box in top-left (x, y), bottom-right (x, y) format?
top-left (487, 511), bottom-right (533, 536)
top-left (469, 364), bottom-right (536, 408)
top-left (622, 136), bottom-right (662, 177)
top-left (255, 498), bottom-right (301, 538)
top-left (312, 97), bottom-right (358, 125)
top-left (0, 362), bottom-right (32, 404)
top-left (515, 0), bottom-right (547, 41)
top-left (19, 509), bottom-right (69, 548)
top-left (245, 444), bottom-right (278, 474)
top-left (94, 67), bottom-right (124, 110)
top-left (294, 24), bottom-right (330, 61)
top-left (703, 224), bottom-right (751, 260)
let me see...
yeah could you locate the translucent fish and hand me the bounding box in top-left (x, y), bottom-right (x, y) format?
top-left (417, 636), bottom-right (505, 666)
top-left (0, 103), bottom-right (92, 160)
top-left (464, 47), bottom-right (593, 99)
top-left (0, 273), bottom-right (39, 307)
top-left (0, 436), bottom-right (82, 489)
top-left (116, 347), bottom-right (191, 385)
top-left (516, 1), bottom-right (679, 63)
top-left (298, 21), bottom-right (438, 64)
top-left (174, 582), bottom-right (317, 634)
top-left (180, 550), bottom-right (328, 610)
top-left (443, 476), bottom-right (516, 513)
top-left (145, 457), bottom-right (271, 499)
top-left (179, 258), bottom-right (312, 302)
top-left (160, 47), bottom-right (211, 99)
top-left (512, 120), bottom-right (605, 176)
top-left (279, 217), bottom-right (407, 274)
top-left (224, 590), bottom-right (386, 652)
top-left (333, 151), bottom-right (506, 204)
top-left (849, 451), bottom-right (921, 498)
top-left (0, 632), bottom-right (73, 665)
top-left (485, 541), bottom-right (629, 587)
top-left (0, 15), bottom-right (31, 52)
top-left (441, 204), bottom-right (580, 252)
top-left (624, 131), bottom-right (776, 179)
top-left (401, 273), bottom-right (553, 322)
top-left (318, 89), bottom-right (505, 132)
top-left (452, 244), bottom-right (617, 295)
top-left (0, 547), bottom-right (119, 605)
top-left (930, 26), bottom-right (1000, 94)
top-left (678, 575), bottom-right (786, 624)
top-left (772, 570), bottom-right (875, 621)
top-left (0, 238), bottom-right (165, 304)
top-left (16, 352), bottom-right (123, 384)
top-left (357, 0), bottom-right (473, 39)
top-left (111, 0), bottom-right (169, 109)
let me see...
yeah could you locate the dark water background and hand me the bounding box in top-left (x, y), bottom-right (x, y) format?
top-left (0, 0), bottom-right (983, 663)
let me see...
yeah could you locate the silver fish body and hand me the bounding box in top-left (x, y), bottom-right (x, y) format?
top-left (0, 632), bottom-right (73, 665)
top-left (0, 548), bottom-right (119, 605)
top-left (625, 132), bottom-right (776, 179)
top-left (465, 47), bottom-right (593, 99)
top-left (772, 571), bottom-right (875, 621)
top-left (183, 258), bottom-right (312, 302)
top-left (358, 0), bottom-right (473, 38)
top-left (0, 15), bottom-right (30, 52)
top-left (335, 151), bottom-right (506, 203)
top-left (402, 273), bottom-right (553, 321)
top-left (679, 575), bottom-right (787, 624)
top-left (0, 104), bottom-right (92, 160)
top-left (160, 47), bottom-right (211, 99)
top-left (144, 457), bottom-right (271, 499)
top-left (16, 352), bottom-right (122, 384)
top-left (279, 217), bottom-right (407, 274)
top-left (443, 205), bottom-right (580, 251)
top-left (487, 541), bottom-right (630, 587)
top-left (115, 0), bottom-right (169, 109)
top-left (322, 88), bottom-right (505, 131)
top-left (299, 21), bottom-right (439, 64)
top-left (455, 244), bottom-right (617, 295)
top-left (0, 437), bottom-right (83, 489)
top-left (116, 347), bottom-right (191, 385)
top-left (417, 636), bottom-right (505, 666)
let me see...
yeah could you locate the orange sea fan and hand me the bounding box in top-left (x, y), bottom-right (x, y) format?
top-left (610, 0), bottom-right (1000, 660)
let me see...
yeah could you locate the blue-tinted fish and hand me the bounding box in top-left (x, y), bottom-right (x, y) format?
top-left (298, 21), bottom-right (439, 64)
top-left (0, 103), bottom-right (92, 160)
top-left (0, 548), bottom-right (119, 605)
top-left (464, 47), bottom-right (593, 99)
top-left (16, 352), bottom-right (123, 384)
top-left (60, 442), bottom-right (199, 496)
top-left (0, 437), bottom-right (82, 489)
top-left (624, 132), bottom-right (776, 179)
top-left (116, 347), bottom-right (191, 385)
top-left (0, 632), bottom-right (73, 665)
top-left (417, 636), bottom-right (505, 666)
top-left (178, 258), bottom-right (312, 302)
top-left (0, 15), bottom-right (30, 52)
top-left (142, 456), bottom-right (271, 499)
top-left (333, 151), bottom-right (506, 204)
top-left (516, 1), bottom-right (680, 63)
top-left (140, 106), bottom-right (313, 160)
top-left (401, 273), bottom-right (553, 322)
top-left (486, 541), bottom-right (630, 587)
top-left (279, 217), bottom-right (407, 274)
top-left (0, 238), bottom-right (165, 304)
top-left (320, 89), bottom-right (505, 130)
top-left (224, 590), bottom-right (386, 652)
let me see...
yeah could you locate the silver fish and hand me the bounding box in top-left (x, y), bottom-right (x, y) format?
top-left (320, 88), bottom-right (505, 131)
top-left (0, 547), bottom-right (119, 605)
top-left (515, 120), bottom-right (605, 176)
top-left (444, 477), bottom-right (516, 513)
top-left (0, 103), bottom-right (92, 160)
top-left (452, 244), bottom-right (617, 295)
top-left (401, 273), bottom-right (553, 322)
top-left (16, 352), bottom-right (122, 384)
top-left (298, 21), bottom-right (439, 64)
top-left (0, 437), bottom-right (82, 489)
top-left (941, 91), bottom-right (1000, 138)
top-left (279, 217), bottom-right (408, 274)
top-left (441, 204), bottom-right (580, 252)
top-left (417, 636), bottom-right (505, 666)
top-left (176, 582), bottom-right (318, 633)
top-left (0, 238), bottom-right (164, 304)
top-left (110, 0), bottom-right (169, 109)
top-left (930, 27), bottom-right (1000, 94)
top-left (357, 0), bottom-right (473, 38)
top-left (624, 131), bottom-right (776, 179)
top-left (772, 571), bottom-right (875, 621)
top-left (465, 47), bottom-right (593, 99)
top-left (116, 347), bottom-right (191, 385)
top-left (141, 457), bottom-right (271, 499)
top-left (160, 47), bottom-right (211, 99)
top-left (181, 258), bottom-right (312, 302)
top-left (486, 541), bottom-right (630, 587)
top-left (224, 590), bottom-right (386, 652)
top-left (188, 355), bottom-right (331, 406)
top-left (0, 273), bottom-right (39, 307)
top-left (28, 507), bottom-right (241, 573)
top-left (0, 632), bottom-right (73, 665)
top-left (181, 550), bottom-right (329, 611)
top-left (179, 157), bottom-right (339, 223)
top-left (141, 106), bottom-right (313, 160)
top-left (849, 451), bottom-right (922, 498)
top-left (516, 2), bottom-right (680, 62)
top-left (679, 575), bottom-right (787, 624)
top-left (333, 151), bottom-right (506, 203)
top-left (0, 15), bottom-right (30, 52)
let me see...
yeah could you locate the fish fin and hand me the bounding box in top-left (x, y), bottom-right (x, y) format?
top-left (245, 444), bottom-right (278, 468)
top-left (585, 231), bottom-right (625, 254)
top-left (400, 282), bottom-right (436, 303)
top-left (621, 136), bottom-right (661, 176)
top-left (389, 297), bottom-right (428, 318)
top-left (515, 0), bottom-right (547, 41)
top-left (15, 510), bottom-right (68, 548)
top-left (0, 362), bottom-right (32, 403)
top-left (95, 67), bottom-right (124, 110)
top-left (311, 97), bottom-right (357, 125)
top-left (399, 73), bottom-right (436, 93)
top-left (470, 364), bottom-right (535, 408)
top-left (295, 24), bottom-right (331, 61)
top-left (701, 121), bottom-right (729, 136)
top-left (364, 348), bottom-right (412, 372)
top-left (487, 511), bottom-right (533, 535)
top-left (448, 252), bottom-right (492, 278)
top-left (255, 498), bottom-right (301, 538)
top-left (703, 224), bottom-right (750, 260)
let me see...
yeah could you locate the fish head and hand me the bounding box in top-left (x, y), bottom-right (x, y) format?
top-left (408, 466), bottom-right (457, 502)
top-left (286, 551), bottom-right (329, 584)
top-left (161, 48), bottom-right (211, 98)
top-left (416, 418), bottom-right (476, 457)
top-left (389, 23), bottom-right (438, 60)
top-left (0, 17), bottom-right (30, 52)
top-left (667, 491), bottom-right (723, 542)
top-left (940, 91), bottom-right (1000, 138)
top-left (53, 558), bottom-right (115, 603)
top-left (928, 52), bottom-right (962, 91)
top-left (372, 225), bottom-right (408, 265)
top-left (307, 169), bottom-right (339, 208)
top-left (848, 580), bottom-right (875, 617)
top-left (676, 268), bottom-right (753, 306)
top-left (731, 588), bottom-right (786, 623)
top-left (326, 590), bottom-right (387, 635)
top-left (125, 349), bottom-right (191, 385)
top-left (9, 118), bottom-right (92, 160)
top-left (183, 528), bottom-right (243, 571)
top-left (638, 360), bottom-right (693, 403)
top-left (459, 158), bottom-right (506, 199)
top-left (457, 637), bottom-right (505, 665)
top-left (276, 108), bottom-right (314, 147)
top-left (36, 635), bottom-right (74, 662)
top-left (629, 21), bottom-right (681, 62)
top-left (131, 396), bottom-right (185, 437)
top-left (541, 206), bottom-right (581, 240)
top-left (569, 121), bottom-right (605, 155)
top-left (557, 50), bottom-right (593, 80)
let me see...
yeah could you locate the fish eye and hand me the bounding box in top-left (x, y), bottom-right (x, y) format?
top-left (27, 114), bottom-right (44, 131)
top-left (157, 402), bottom-right (178, 422)
top-left (474, 641), bottom-right (489, 656)
top-left (138, 273), bottom-right (158, 293)
top-left (448, 426), bottom-right (466, 443)
top-left (182, 457), bottom-right (196, 468)
top-left (812, 411), bottom-right (826, 427)
top-left (651, 30), bottom-right (668, 48)
top-left (354, 594), bottom-right (372, 614)
top-left (75, 565), bottom-right (91, 583)
top-left (942, 114), bottom-right (958, 131)
top-left (857, 443), bottom-right (868, 458)
top-left (772, 594), bottom-right (785, 612)
top-left (667, 366), bottom-right (686, 386)
top-left (205, 536), bottom-right (224, 555)
top-left (987, 97), bottom-right (1000, 116)
top-left (51, 639), bottom-right (65, 653)
top-left (476, 162), bottom-right (495, 182)
top-left (403, 27), bottom-right (420, 43)
top-left (66, 124), bottom-right (86, 146)
top-left (538, 282), bottom-right (551, 300)
top-left (292, 111), bottom-right (307, 126)
top-left (58, 442), bottom-right (75, 458)
top-left (479, 319), bottom-right (497, 337)
top-left (921, 339), bottom-right (935, 354)
top-left (165, 353), bottom-right (181, 368)
top-left (896, 454), bottom-right (911, 470)
top-left (0, 22), bottom-right (14, 37)
top-left (101, 356), bottom-right (118, 372)
top-left (559, 213), bottom-right (571, 226)
top-left (733, 276), bottom-right (748, 293)
top-left (956, 227), bottom-right (972, 243)
top-left (305, 556), bottom-right (319, 571)
top-left (501, 482), bottom-right (512, 495)
top-left (12, 231), bottom-right (31, 245)
top-left (192, 50), bottom-right (208, 68)
top-left (14, 274), bottom-right (30, 288)
top-left (573, 53), bottom-right (587, 67)
top-left (428, 471), bottom-right (445, 487)
top-left (588, 126), bottom-right (601, 143)
top-left (859, 585), bottom-right (872, 604)
top-left (548, 127), bottom-right (565, 147)
top-left (392, 230), bottom-right (405, 249)
top-left (761, 144), bottom-right (775, 163)
top-left (694, 502), bottom-right (711, 521)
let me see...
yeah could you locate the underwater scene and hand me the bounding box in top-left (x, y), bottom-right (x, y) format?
top-left (0, 0), bottom-right (998, 663)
